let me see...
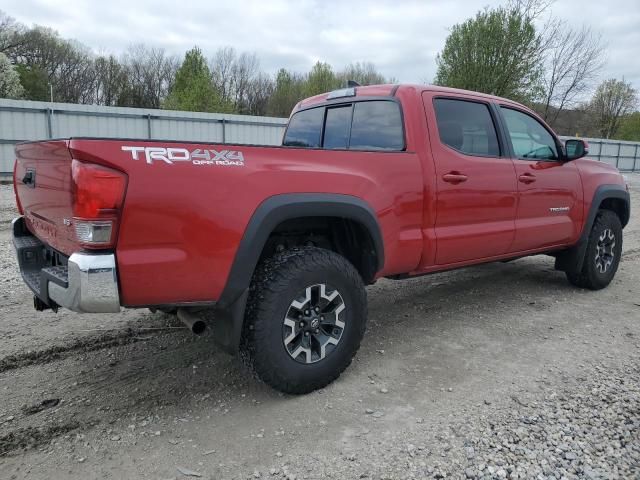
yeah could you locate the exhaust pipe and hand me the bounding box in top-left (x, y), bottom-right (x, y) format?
top-left (177, 308), bottom-right (207, 335)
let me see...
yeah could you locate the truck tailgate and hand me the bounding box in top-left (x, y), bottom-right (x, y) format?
top-left (14, 140), bottom-right (77, 255)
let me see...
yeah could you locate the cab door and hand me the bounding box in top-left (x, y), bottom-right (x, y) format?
top-left (422, 93), bottom-right (518, 265)
top-left (498, 106), bottom-right (583, 252)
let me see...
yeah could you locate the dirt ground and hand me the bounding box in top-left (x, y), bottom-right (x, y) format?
top-left (0, 175), bottom-right (638, 480)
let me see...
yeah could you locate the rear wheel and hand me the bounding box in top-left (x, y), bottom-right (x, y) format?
top-left (240, 247), bottom-right (367, 394)
top-left (566, 210), bottom-right (622, 290)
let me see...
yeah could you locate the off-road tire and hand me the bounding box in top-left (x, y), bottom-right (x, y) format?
top-left (566, 210), bottom-right (623, 290)
top-left (240, 247), bottom-right (367, 394)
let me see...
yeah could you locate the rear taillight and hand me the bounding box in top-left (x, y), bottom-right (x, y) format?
top-left (13, 159), bottom-right (24, 215)
top-left (71, 160), bottom-right (127, 248)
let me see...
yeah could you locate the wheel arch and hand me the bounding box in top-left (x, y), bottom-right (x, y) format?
top-left (598, 195), bottom-right (630, 229)
top-left (211, 193), bottom-right (384, 354)
top-left (555, 184), bottom-right (630, 272)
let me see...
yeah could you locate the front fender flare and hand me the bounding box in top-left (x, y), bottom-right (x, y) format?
top-left (555, 184), bottom-right (630, 272)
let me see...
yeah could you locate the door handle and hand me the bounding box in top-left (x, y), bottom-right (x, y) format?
top-left (442, 172), bottom-right (468, 184)
top-left (22, 170), bottom-right (35, 187)
top-left (518, 173), bottom-right (536, 184)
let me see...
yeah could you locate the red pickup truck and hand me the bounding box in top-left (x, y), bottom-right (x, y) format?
top-left (12, 84), bottom-right (630, 393)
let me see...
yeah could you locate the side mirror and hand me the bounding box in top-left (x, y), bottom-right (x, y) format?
top-left (564, 139), bottom-right (589, 161)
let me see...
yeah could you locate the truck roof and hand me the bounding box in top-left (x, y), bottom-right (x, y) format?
top-left (296, 83), bottom-right (524, 112)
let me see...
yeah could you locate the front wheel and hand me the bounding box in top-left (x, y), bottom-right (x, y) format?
top-left (566, 210), bottom-right (623, 290)
top-left (240, 247), bottom-right (367, 394)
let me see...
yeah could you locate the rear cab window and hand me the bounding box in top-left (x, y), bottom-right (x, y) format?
top-left (282, 107), bottom-right (324, 147)
top-left (283, 100), bottom-right (405, 151)
top-left (433, 98), bottom-right (501, 157)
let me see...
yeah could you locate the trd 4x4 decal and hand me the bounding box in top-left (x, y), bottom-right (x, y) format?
top-left (121, 146), bottom-right (245, 166)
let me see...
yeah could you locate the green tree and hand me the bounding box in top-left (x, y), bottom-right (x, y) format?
top-left (0, 51), bottom-right (23, 98)
top-left (266, 68), bottom-right (306, 117)
top-left (618, 112), bottom-right (640, 141)
top-left (164, 47), bottom-right (229, 112)
top-left (587, 79), bottom-right (638, 139)
top-left (7, 26), bottom-right (96, 103)
top-left (434, 5), bottom-right (543, 103)
top-left (266, 61), bottom-right (391, 117)
top-left (304, 61), bottom-right (340, 97)
top-left (14, 63), bottom-right (48, 100)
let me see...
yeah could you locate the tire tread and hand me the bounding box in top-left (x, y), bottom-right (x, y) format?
top-left (566, 209), bottom-right (622, 290)
top-left (240, 247), bottom-right (366, 394)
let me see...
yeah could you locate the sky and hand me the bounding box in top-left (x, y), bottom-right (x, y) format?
top-left (2, 0), bottom-right (639, 90)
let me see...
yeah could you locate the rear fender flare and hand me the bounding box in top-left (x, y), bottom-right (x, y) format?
top-left (212, 193), bottom-right (384, 354)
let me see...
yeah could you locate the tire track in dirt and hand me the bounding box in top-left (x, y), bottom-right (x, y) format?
top-left (622, 247), bottom-right (640, 260)
top-left (0, 328), bottom-right (170, 373)
top-left (0, 422), bottom-right (81, 457)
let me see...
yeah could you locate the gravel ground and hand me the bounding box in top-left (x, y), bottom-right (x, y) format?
top-left (0, 175), bottom-right (638, 480)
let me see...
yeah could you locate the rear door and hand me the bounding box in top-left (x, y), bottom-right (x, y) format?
top-left (498, 106), bottom-right (582, 251)
top-left (423, 93), bottom-right (518, 265)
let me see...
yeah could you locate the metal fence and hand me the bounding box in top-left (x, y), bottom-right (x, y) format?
top-left (1, 99), bottom-right (639, 177)
top-left (0, 99), bottom-right (288, 177)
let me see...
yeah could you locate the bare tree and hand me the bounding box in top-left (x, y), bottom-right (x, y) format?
top-left (209, 46), bottom-right (236, 103)
top-left (337, 62), bottom-right (388, 86)
top-left (209, 47), bottom-right (266, 115)
top-left (0, 10), bottom-right (24, 53)
top-left (540, 23), bottom-right (605, 125)
top-left (53, 40), bottom-right (96, 103)
top-left (231, 51), bottom-right (259, 111)
top-left (508, 0), bottom-right (555, 20)
top-left (587, 78), bottom-right (638, 139)
top-left (243, 72), bottom-right (274, 116)
top-left (93, 54), bottom-right (128, 105)
top-left (209, 47), bottom-right (263, 113)
top-left (119, 45), bottom-right (178, 108)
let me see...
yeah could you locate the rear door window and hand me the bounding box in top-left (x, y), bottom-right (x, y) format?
top-left (323, 105), bottom-right (352, 149)
top-left (349, 101), bottom-right (404, 150)
top-left (283, 107), bottom-right (324, 147)
top-left (283, 100), bottom-right (404, 151)
top-left (433, 98), bottom-right (501, 156)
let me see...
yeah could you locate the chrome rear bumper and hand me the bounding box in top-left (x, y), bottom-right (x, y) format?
top-left (12, 216), bottom-right (121, 313)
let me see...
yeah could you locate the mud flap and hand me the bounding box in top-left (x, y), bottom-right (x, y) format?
top-left (211, 289), bottom-right (249, 355)
top-left (554, 241), bottom-right (587, 272)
